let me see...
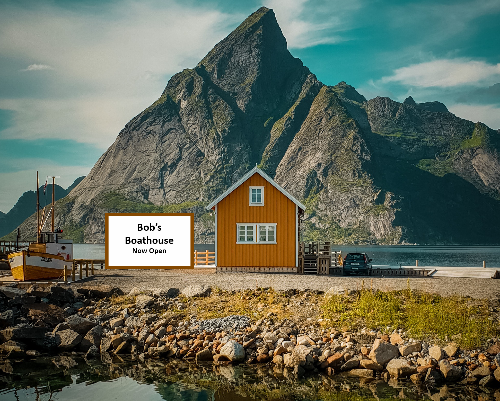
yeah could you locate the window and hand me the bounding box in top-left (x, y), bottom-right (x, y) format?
top-left (237, 223), bottom-right (276, 244)
top-left (238, 224), bottom-right (254, 243)
top-left (249, 186), bottom-right (264, 206)
top-left (258, 224), bottom-right (275, 242)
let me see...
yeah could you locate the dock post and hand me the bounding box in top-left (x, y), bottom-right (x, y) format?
top-left (483, 261), bottom-right (486, 268)
top-left (79, 263), bottom-right (83, 279)
top-left (91, 261), bottom-right (94, 275)
top-left (63, 265), bottom-right (68, 283)
top-left (72, 261), bottom-right (76, 282)
top-left (85, 261), bottom-right (89, 277)
top-left (416, 260), bottom-right (419, 267)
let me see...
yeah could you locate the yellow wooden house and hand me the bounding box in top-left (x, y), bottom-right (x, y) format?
top-left (206, 166), bottom-right (305, 272)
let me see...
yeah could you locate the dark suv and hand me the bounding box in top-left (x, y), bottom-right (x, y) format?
top-left (343, 253), bottom-right (372, 275)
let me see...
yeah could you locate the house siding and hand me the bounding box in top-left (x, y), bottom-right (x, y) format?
top-left (216, 173), bottom-right (296, 267)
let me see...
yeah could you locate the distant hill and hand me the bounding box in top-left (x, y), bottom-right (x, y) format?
top-left (8, 7), bottom-right (500, 244)
top-left (0, 177), bottom-right (85, 239)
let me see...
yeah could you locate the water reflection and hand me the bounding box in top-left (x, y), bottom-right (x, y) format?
top-left (0, 355), bottom-right (498, 401)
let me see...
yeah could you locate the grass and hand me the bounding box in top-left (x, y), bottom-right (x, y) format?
top-left (322, 286), bottom-right (497, 348)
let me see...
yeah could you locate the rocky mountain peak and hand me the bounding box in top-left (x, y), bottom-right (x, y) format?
top-left (403, 96), bottom-right (417, 106)
top-left (196, 7), bottom-right (304, 117)
top-left (333, 81), bottom-right (367, 104)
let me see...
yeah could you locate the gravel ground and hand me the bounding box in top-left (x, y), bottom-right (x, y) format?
top-left (71, 269), bottom-right (500, 300)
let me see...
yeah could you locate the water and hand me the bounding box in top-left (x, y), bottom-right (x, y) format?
top-left (74, 244), bottom-right (500, 268)
top-left (0, 356), bottom-right (492, 401)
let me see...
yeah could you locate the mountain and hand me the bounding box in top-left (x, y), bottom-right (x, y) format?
top-left (0, 177), bottom-right (85, 239)
top-left (6, 7), bottom-right (500, 244)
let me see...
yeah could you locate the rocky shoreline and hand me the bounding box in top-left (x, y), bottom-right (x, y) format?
top-left (1, 283), bottom-right (500, 392)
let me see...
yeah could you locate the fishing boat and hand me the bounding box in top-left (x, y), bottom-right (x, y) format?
top-left (8, 173), bottom-right (73, 281)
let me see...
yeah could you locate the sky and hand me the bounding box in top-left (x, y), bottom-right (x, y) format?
top-left (1, 0), bottom-right (499, 213)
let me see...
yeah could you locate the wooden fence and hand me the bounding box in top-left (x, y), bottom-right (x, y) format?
top-left (194, 250), bottom-right (215, 266)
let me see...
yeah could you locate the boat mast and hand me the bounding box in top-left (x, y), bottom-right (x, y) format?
top-left (36, 171), bottom-right (40, 242)
top-left (51, 176), bottom-right (55, 232)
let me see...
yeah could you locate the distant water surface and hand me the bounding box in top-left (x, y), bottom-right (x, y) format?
top-left (73, 244), bottom-right (500, 267)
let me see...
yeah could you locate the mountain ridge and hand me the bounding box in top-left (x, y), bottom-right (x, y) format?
top-left (4, 7), bottom-right (500, 244)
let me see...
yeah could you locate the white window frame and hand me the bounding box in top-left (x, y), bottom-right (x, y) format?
top-left (237, 224), bottom-right (255, 243)
top-left (236, 223), bottom-right (276, 244)
top-left (249, 186), bottom-right (264, 206)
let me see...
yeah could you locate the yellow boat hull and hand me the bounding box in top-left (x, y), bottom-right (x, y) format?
top-left (8, 251), bottom-right (69, 281)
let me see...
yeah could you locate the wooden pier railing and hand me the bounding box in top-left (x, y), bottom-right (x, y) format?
top-left (194, 250), bottom-right (215, 266)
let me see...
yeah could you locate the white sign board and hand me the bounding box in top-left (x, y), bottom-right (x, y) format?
top-left (105, 213), bottom-right (194, 269)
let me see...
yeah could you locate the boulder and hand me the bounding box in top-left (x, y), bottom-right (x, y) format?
top-left (65, 315), bottom-right (96, 335)
top-left (494, 367), bottom-right (500, 382)
top-left (399, 342), bottom-right (421, 357)
top-left (196, 348), bottom-right (213, 362)
top-left (153, 288), bottom-right (180, 299)
top-left (360, 358), bottom-right (383, 371)
top-left (487, 342), bottom-right (500, 355)
top-left (48, 286), bottom-right (75, 304)
top-left (285, 344), bottom-right (314, 370)
top-left (424, 368), bottom-right (444, 386)
top-left (443, 343), bottom-right (459, 358)
top-left (57, 329), bottom-right (82, 351)
top-left (389, 333), bottom-right (404, 345)
top-left (181, 285), bottom-right (211, 298)
top-left (0, 286), bottom-right (27, 299)
top-left (386, 358), bottom-right (417, 378)
top-left (341, 355), bottom-right (361, 371)
top-left (27, 303), bottom-right (65, 327)
top-left (369, 339), bottom-right (399, 365)
top-left (428, 345), bottom-right (444, 361)
top-left (296, 335), bottom-right (315, 346)
top-left (77, 286), bottom-right (123, 299)
top-left (263, 332), bottom-right (278, 345)
top-left (471, 365), bottom-right (491, 377)
top-left (219, 340), bottom-right (245, 362)
top-left (272, 354), bottom-right (284, 365)
top-left (109, 317), bottom-right (124, 329)
top-left (100, 337), bottom-right (113, 353)
top-left (79, 325), bottom-right (103, 352)
top-left (135, 295), bottom-right (154, 309)
top-left (439, 359), bottom-right (463, 382)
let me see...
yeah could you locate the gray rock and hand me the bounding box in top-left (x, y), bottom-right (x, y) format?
top-left (100, 337), bottom-right (113, 353)
top-left (153, 288), bottom-right (180, 299)
top-left (135, 295), bottom-right (154, 309)
top-left (0, 310), bottom-right (14, 329)
top-left (49, 286), bottom-right (75, 304)
top-left (57, 329), bottom-right (82, 351)
top-left (369, 339), bottom-right (399, 365)
top-left (443, 343), bottom-right (459, 358)
top-left (341, 355), bottom-right (361, 371)
top-left (424, 368), bottom-right (443, 386)
top-left (399, 342), bottom-right (421, 357)
top-left (65, 315), bottom-right (96, 335)
top-left (471, 365), bottom-right (491, 377)
top-left (109, 317), bottom-right (124, 329)
top-left (0, 286), bottom-right (27, 299)
top-left (125, 316), bottom-right (142, 328)
top-left (494, 367), bottom-right (500, 382)
top-left (79, 325), bottom-right (103, 352)
top-left (181, 285), bottom-right (211, 298)
top-left (285, 344), bottom-right (314, 370)
top-left (439, 359), bottom-right (463, 381)
top-left (386, 358), bottom-right (417, 378)
top-left (428, 345), bottom-right (444, 361)
top-left (219, 340), bottom-right (245, 362)
top-left (196, 348), bottom-right (213, 362)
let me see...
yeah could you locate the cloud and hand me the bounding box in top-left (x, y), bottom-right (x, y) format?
top-left (265, 0), bottom-right (360, 48)
top-left (0, 0), bottom-right (239, 147)
top-left (455, 83), bottom-right (500, 105)
top-left (381, 59), bottom-right (500, 88)
top-left (449, 104), bottom-right (500, 130)
top-left (21, 63), bottom-right (54, 71)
